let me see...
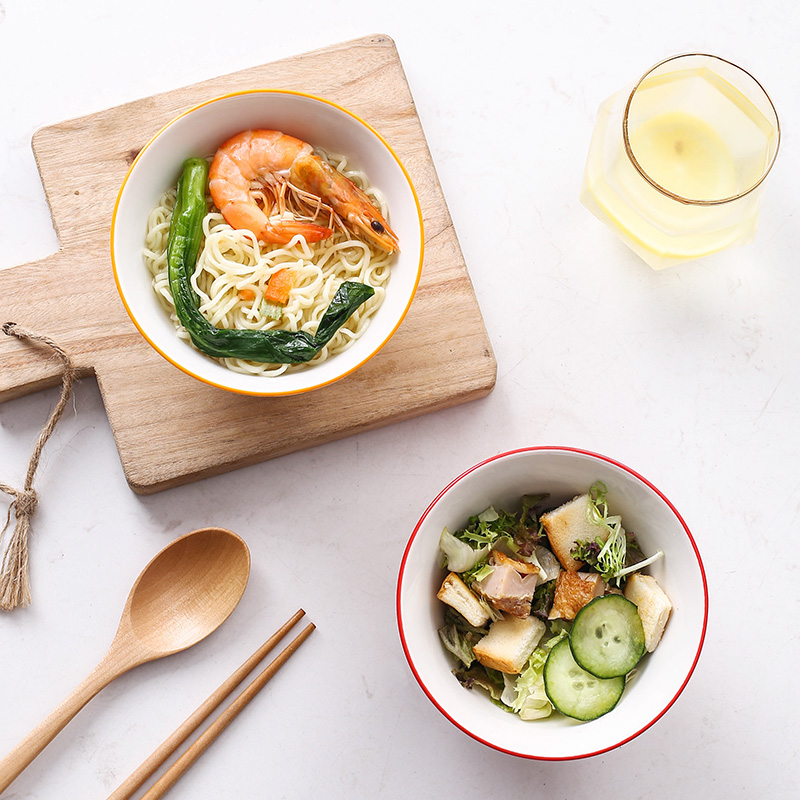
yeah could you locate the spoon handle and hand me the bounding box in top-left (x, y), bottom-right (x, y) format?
top-left (0, 654), bottom-right (123, 793)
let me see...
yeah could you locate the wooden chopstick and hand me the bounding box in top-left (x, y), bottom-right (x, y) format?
top-left (107, 610), bottom-right (312, 800)
top-left (139, 622), bottom-right (315, 799)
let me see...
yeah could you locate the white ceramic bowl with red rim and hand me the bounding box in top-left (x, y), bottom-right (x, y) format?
top-left (111, 90), bottom-right (424, 396)
top-left (396, 446), bottom-right (708, 759)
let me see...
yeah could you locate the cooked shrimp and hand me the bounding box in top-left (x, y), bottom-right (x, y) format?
top-left (208, 130), bottom-right (400, 253)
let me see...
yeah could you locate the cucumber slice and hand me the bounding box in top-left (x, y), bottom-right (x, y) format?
top-left (570, 595), bottom-right (646, 678)
top-left (544, 637), bottom-right (624, 721)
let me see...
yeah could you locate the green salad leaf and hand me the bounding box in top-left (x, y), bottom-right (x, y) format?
top-left (509, 624), bottom-right (570, 720)
top-left (453, 506), bottom-right (517, 545)
top-left (461, 559), bottom-right (494, 584)
top-left (530, 579), bottom-right (556, 620)
top-left (439, 528), bottom-right (490, 573)
top-left (573, 482), bottom-right (664, 585)
top-left (448, 495), bottom-right (550, 561)
top-left (438, 625), bottom-right (478, 668)
top-left (453, 662), bottom-right (509, 707)
top-left (438, 608), bottom-right (488, 668)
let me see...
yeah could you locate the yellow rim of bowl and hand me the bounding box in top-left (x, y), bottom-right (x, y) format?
top-left (111, 88), bottom-right (425, 397)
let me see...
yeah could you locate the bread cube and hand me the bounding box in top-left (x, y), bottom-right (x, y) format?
top-left (540, 494), bottom-right (607, 571)
top-left (437, 572), bottom-right (490, 628)
top-left (473, 615), bottom-right (546, 674)
top-left (624, 573), bottom-right (672, 651)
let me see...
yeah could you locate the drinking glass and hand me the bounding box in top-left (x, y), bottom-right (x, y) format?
top-left (580, 54), bottom-right (780, 269)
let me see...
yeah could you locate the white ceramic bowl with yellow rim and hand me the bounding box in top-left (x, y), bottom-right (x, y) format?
top-left (397, 447), bottom-right (708, 760)
top-left (111, 90), bottom-right (423, 396)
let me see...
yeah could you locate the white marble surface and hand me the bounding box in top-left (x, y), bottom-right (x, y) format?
top-left (1, 1), bottom-right (799, 797)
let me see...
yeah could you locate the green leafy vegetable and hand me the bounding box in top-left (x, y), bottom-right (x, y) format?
top-left (452, 506), bottom-right (516, 546)
top-left (439, 528), bottom-right (490, 573)
top-left (571, 537), bottom-right (605, 569)
top-left (521, 493), bottom-right (550, 520)
top-left (260, 300), bottom-right (283, 321)
top-left (573, 482), bottom-right (664, 584)
top-left (439, 625), bottom-right (479, 668)
top-left (509, 625), bottom-right (570, 720)
top-left (453, 662), bottom-right (509, 706)
top-left (166, 157), bottom-right (375, 364)
top-left (450, 494), bottom-right (550, 558)
top-left (441, 609), bottom-right (508, 705)
top-left (530, 579), bottom-right (556, 620)
top-left (566, 481), bottom-right (628, 584)
top-left (461, 560), bottom-right (494, 584)
top-left (438, 607), bottom-right (489, 668)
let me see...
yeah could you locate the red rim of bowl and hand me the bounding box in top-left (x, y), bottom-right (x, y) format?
top-left (395, 445), bottom-right (709, 760)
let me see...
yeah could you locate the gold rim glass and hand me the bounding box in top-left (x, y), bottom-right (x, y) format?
top-left (622, 53), bottom-right (780, 206)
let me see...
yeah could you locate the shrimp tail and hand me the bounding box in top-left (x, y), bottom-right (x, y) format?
top-left (210, 183), bottom-right (332, 245)
top-left (260, 218), bottom-right (333, 245)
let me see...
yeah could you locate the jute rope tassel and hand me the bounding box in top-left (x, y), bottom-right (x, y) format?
top-left (0, 323), bottom-right (76, 611)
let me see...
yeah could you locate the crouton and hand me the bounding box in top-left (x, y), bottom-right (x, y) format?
top-left (624, 573), bottom-right (672, 652)
top-left (548, 570), bottom-right (606, 620)
top-left (437, 572), bottom-right (490, 628)
top-left (540, 494), bottom-right (607, 571)
top-left (473, 615), bottom-right (546, 674)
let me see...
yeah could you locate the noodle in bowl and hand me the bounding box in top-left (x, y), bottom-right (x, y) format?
top-left (143, 148), bottom-right (394, 377)
top-left (112, 90), bottom-right (423, 396)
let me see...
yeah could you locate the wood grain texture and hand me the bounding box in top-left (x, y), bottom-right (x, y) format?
top-left (0, 35), bottom-right (496, 493)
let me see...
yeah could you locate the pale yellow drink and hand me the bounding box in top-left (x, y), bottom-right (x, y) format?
top-left (631, 111), bottom-right (738, 201)
top-left (581, 56), bottom-right (779, 269)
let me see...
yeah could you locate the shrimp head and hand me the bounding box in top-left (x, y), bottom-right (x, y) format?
top-left (289, 153), bottom-right (399, 253)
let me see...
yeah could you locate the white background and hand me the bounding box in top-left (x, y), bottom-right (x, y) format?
top-left (1, 1), bottom-right (799, 797)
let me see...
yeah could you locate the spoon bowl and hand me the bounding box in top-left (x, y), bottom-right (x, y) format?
top-left (125, 527), bottom-right (251, 656)
top-left (0, 526), bottom-right (250, 793)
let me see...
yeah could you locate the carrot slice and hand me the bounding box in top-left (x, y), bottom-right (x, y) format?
top-left (238, 288), bottom-right (256, 302)
top-left (263, 268), bottom-right (294, 305)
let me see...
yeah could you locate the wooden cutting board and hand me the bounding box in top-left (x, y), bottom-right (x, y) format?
top-left (0, 35), bottom-right (496, 494)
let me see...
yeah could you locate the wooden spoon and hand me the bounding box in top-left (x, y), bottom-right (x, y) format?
top-left (0, 526), bottom-right (250, 794)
